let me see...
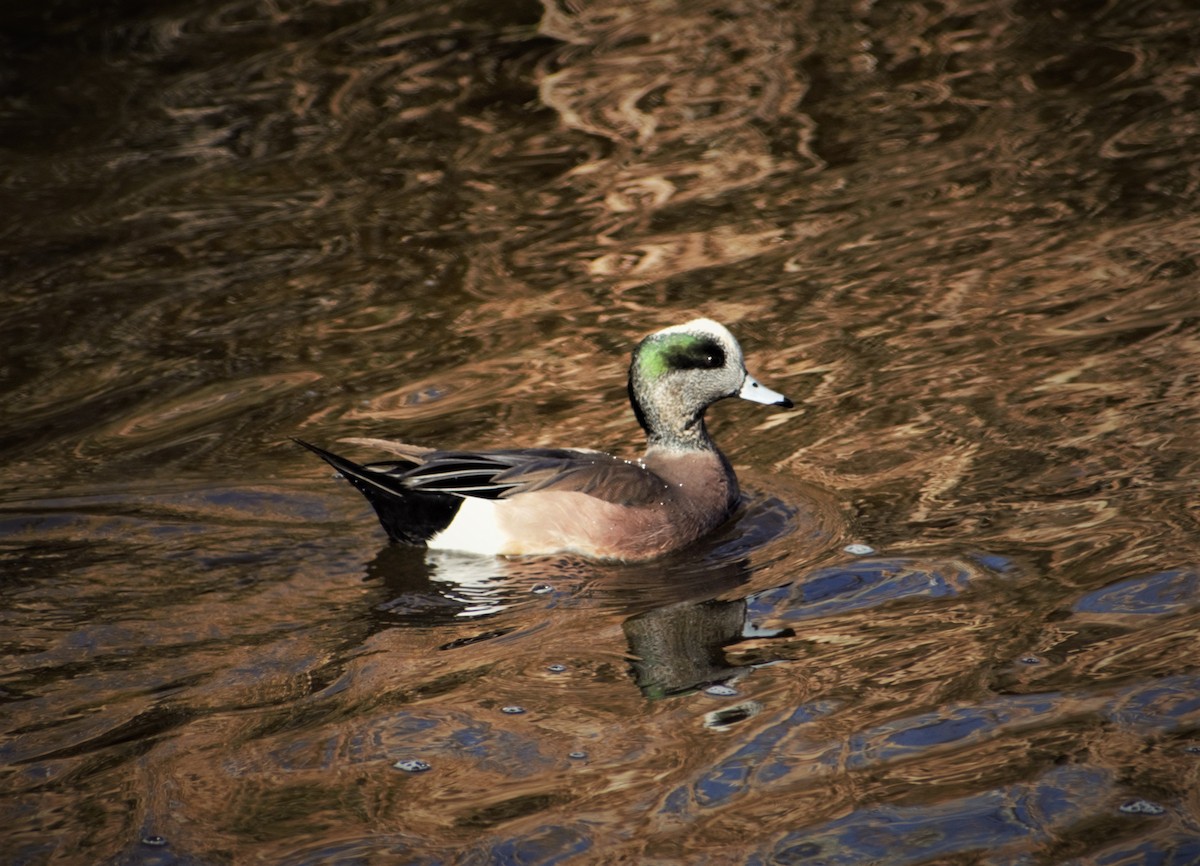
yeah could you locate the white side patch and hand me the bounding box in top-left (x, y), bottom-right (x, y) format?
top-left (427, 497), bottom-right (510, 556)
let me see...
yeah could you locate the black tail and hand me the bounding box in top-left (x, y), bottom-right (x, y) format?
top-left (293, 439), bottom-right (461, 545)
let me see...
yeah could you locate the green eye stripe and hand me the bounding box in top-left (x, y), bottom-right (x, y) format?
top-left (640, 334), bottom-right (725, 377)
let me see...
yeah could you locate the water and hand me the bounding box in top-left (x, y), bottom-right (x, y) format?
top-left (3, 0), bottom-right (1199, 863)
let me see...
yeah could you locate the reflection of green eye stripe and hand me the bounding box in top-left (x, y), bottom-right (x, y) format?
top-left (641, 334), bottom-right (726, 377)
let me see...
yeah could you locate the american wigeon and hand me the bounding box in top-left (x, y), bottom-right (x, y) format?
top-left (297, 318), bottom-right (793, 561)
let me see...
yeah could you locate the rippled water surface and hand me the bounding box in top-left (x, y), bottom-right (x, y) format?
top-left (3, 0), bottom-right (1200, 863)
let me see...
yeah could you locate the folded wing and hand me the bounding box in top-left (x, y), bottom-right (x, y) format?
top-left (400, 448), bottom-right (671, 507)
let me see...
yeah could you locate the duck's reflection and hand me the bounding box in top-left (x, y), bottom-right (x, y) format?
top-left (364, 537), bottom-right (799, 698)
top-left (357, 489), bottom-right (1010, 701)
top-left (616, 551), bottom-right (803, 699)
top-left (365, 545), bottom-right (523, 625)
top-left (624, 596), bottom-right (752, 699)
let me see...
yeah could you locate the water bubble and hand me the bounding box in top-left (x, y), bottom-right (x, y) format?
top-left (703, 701), bottom-right (764, 730)
top-left (393, 759), bottom-right (431, 773)
top-left (568, 751), bottom-right (588, 760)
top-left (547, 664), bottom-right (567, 673)
top-left (844, 543), bottom-right (875, 556)
top-left (140, 836), bottom-right (168, 847)
top-left (531, 584), bottom-right (553, 594)
top-left (501, 705), bottom-right (526, 715)
top-left (704, 684), bottom-right (739, 697)
top-left (1118, 799), bottom-right (1165, 815)
top-left (1019, 656), bottom-right (1042, 665)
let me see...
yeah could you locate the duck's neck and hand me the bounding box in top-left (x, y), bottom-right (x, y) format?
top-left (642, 408), bottom-right (718, 452)
top-left (628, 374), bottom-right (719, 452)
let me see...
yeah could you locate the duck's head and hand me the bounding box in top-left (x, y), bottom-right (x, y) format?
top-left (628, 318), bottom-right (793, 449)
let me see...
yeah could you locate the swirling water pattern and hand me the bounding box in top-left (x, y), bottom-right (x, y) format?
top-left (2, 0), bottom-right (1199, 863)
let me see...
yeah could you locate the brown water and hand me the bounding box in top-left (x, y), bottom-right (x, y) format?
top-left (3, 0), bottom-right (1200, 863)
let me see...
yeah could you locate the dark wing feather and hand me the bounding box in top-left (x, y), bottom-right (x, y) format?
top-left (293, 439), bottom-right (462, 544)
top-left (404, 448), bottom-right (671, 507)
top-left (400, 451), bottom-right (531, 500)
top-left (300, 438), bottom-right (671, 507)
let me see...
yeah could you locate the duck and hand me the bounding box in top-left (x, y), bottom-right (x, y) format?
top-left (296, 318), bottom-right (793, 561)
